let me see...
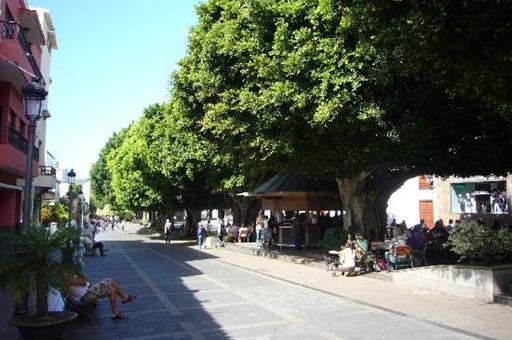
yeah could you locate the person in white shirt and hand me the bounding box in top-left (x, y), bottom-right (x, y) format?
top-left (263, 216), bottom-right (269, 248)
top-left (338, 241), bottom-right (356, 277)
top-left (255, 211), bottom-right (264, 248)
top-left (68, 275), bottom-right (137, 320)
top-left (164, 219), bottom-right (172, 244)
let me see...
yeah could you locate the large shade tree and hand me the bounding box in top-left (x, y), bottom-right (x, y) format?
top-left (107, 105), bottom-right (179, 224)
top-left (90, 129), bottom-right (129, 212)
top-left (172, 0), bottom-right (512, 238)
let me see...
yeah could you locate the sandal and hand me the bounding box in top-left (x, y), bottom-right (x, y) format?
top-left (122, 294), bottom-right (137, 304)
top-left (111, 312), bottom-right (129, 320)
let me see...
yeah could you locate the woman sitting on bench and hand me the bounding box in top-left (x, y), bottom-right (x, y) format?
top-left (68, 275), bottom-right (137, 320)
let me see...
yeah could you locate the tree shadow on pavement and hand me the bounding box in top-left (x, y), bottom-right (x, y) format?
top-left (63, 240), bottom-right (230, 340)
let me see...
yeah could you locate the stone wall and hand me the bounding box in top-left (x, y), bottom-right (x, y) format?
top-left (391, 264), bottom-right (512, 302)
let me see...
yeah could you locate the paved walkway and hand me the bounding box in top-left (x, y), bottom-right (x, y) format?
top-left (2, 223), bottom-right (511, 339)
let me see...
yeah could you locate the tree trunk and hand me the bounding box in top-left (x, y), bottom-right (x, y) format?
top-left (245, 199), bottom-right (261, 227)
top-left (185, 209), bottom-right (201, 237)
top-left (223, 194), bottom-right (261, 227)
top-left (336, 168), bottom-right (421, 240)
top-left (336, 173), bottom-right (369, 232)
top-left (35, 272), bottom-right (48, 316)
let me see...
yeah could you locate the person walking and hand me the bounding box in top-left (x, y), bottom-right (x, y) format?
top-left (164, 219), bottom-right (172, 244)
top-left (217, 221), bottom-right (225, 246)
top-left (263, 215), bottom-right (270, 249)
top-left (255, 211), bottom-right (264, 248)
top-left (197, 224), bottom-right (207, 249)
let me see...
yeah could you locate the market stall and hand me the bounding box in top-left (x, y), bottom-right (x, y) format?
top-left (250, 171), bottom-right (342, 248)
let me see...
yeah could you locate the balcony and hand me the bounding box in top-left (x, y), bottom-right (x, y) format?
top-left (0, 18), bottom-right (43, 87)
top-left (0, 125), bottom-right (39, 161)
top-left (0, 20), bottom-right (16, 40)
top-left (0, 125), bottom-right (39, 159)
top-left (34, 166), bottom-right (57, 189)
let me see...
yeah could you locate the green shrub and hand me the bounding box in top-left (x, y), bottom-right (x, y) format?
top-left (318, 224), bottom-right (360, 252)
top-left (448, 220), bottom-right (512, 264)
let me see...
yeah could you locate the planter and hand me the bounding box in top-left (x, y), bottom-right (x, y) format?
top-left (9, 311), bottom-right (77, 340)
top-left (390, 263), bottom-right (512, 302)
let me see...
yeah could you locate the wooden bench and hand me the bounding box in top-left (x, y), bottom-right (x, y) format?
top-left (66, 298), bottom-right (97, 324)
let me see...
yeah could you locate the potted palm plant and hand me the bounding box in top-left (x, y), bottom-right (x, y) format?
top-left (0, 225), bottom-right (82, 340)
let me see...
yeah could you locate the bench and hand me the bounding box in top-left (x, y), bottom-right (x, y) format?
top-left (276, 243), bottom-right (305, 251)
top-left (84, 244), bottom-right (97, 256)
top-left (66, 298), bottom-right (97, 324)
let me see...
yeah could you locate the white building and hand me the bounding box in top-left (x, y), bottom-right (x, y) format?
top-left (387, 175), bottom-right (437, 228)
top-left (387, 174), bottom-right (512, 229)
top-left (30, 7), bottom-right (58, 224)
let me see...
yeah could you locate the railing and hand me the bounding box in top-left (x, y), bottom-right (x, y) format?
top-left (0, 124), bottom-right (7, 144)
top-left (7, 124), bottom-right (28, 154)
top-left (0, 125), bottom-right (39, 161)
top-left (39, 165), bottom-right (56, 177)
top-left (0, 20), bottom-right (16, 39)
top-left (16, 24), bottom-right (43, 80)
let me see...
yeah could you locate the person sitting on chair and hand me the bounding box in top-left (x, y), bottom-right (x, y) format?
top-left (354, 233), bottom-right (369, 261)
top-left (83, 224), bottom-right (108, 256)
top-left (385, 227), bottom-right (407, 270)
top-left (68, 275), bottom-right (137, 320)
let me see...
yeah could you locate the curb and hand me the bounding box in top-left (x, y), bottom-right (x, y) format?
top-left (222, 243), bottom-right (326, 270)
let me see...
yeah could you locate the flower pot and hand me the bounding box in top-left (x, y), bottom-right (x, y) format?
top-left (9, 311), bottom-right (77, 340)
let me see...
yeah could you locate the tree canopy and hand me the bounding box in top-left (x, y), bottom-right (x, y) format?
top-left (90, 129), bottom-right (129, 211)
top-left (170, 0), bottom-right (512, 234)
top-left (91, 0), bottom-right (512, 237)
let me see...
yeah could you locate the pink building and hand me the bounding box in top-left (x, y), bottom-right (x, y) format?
top-left (0, 0), bottom-right (45, 232)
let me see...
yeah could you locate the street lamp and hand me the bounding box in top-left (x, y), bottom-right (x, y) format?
top-left (21, 79), bottom-right (48, 232)
top-left (78, 186), bottom-right (84, 229)
top-left (14, 79), bottom-right (47, 315)
top-left (67, 169), bottom-right (76, 226)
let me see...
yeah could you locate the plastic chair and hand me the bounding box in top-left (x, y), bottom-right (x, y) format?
top-left (393, 245), bottom-right (413, 270)
top-left (238, 228), bottom-right (249, 242)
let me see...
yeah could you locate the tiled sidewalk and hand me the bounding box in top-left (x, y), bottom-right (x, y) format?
top-left (205, 246), bottom-right (512, 340)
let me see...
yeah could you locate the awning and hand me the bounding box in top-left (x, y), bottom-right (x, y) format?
top-left (253, 170), bottom-right (338, 196)
top-left (0, 58), bottom-right (29, 91)
top-left (451, 176), bottom-right (507, 184)
top-left (19, 9), bottom-right (45, 45)
top-left (246, 170), bottom-right (341, 211)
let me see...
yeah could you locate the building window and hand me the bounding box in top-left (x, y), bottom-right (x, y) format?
top-left (450, 180), bottom-right (507, 214)
top-left (419, 175), bottom-right (434, 190)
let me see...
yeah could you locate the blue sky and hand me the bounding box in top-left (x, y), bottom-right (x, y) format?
top-left (30, 0), bottom-right (199, 179)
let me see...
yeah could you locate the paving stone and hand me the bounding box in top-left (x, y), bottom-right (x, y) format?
top-left (54, 226), bottom-right (511, 340)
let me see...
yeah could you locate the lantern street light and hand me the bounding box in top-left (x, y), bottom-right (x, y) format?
top-left (21, 79), bottom-right (48, 232)
top-left (67, 169), bottom-right (76, 226)
top-left (78, 186), bottom-right (84, 229)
